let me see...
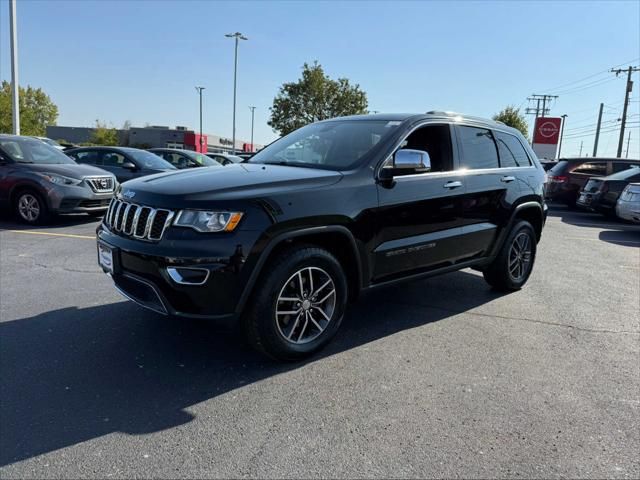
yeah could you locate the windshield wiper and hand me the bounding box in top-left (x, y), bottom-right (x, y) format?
top-left (261, 160), bottom-right (314, 168)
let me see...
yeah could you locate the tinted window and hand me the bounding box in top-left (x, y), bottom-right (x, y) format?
top-left (549, 160), bottom-right (569, 175)
top-left (571, 162), bottom-right (607, 175)
top-left (72, 150), bottom-right (100, 165)
top-left (101, 151), bottom-right (127, 167)
top-left (458, 126), bottom-right (499, 170)
top-left (612, 161), bottom-right (640, 173)
top-left (385, 124), bottom-right (453, 172)
top-left (494, 131), bottom-right (531, 168)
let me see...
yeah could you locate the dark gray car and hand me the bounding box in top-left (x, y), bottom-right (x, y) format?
top-left (0, 135), bottom-right (117, 224)
top-left (66, 146), bottom-right (176, 183)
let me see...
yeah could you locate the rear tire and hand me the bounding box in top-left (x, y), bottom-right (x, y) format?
top-left (13, 190), bottom-right (49, 225)
top-left (242, 245), bottom-right (348, 361)
top-left (483, 220), bottom-right (537, 291)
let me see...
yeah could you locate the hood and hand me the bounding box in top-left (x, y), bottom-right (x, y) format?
top-left (19, 163), bottom-right (114, 179)
top-left (119, 163), bottom-right (343, 205)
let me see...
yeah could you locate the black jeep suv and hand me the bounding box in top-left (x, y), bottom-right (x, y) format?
top-left (97, 113), bottom-right (546, 360)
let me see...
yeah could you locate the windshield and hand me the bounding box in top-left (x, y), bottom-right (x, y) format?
top-left (38, 138), bottom-right (62, 148)
top-left (0, 137), bottom-right (75, 164)
top-left (248, 120), bottom-right (400, 170)
top-left (127, 149), bottom-right (176, 170)
top-left (184, 151), bottom-right (220, 167)
top-left (607, 166), bottom-right (640, 181)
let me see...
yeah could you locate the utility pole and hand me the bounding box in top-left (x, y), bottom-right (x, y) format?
top-left (225, 32), bottom-right (248, 154)
top-left (579, 141), bottom-right (584, 157)
top-left (248, 106), bottom-right (256, 153)
top-left (557, 114), bottom-right (568, 159)
top-left (625, 131), bottom-right (631, 158)
top-left (195, 86), bottom-right (205, 152)
top-left (611, 66), bottom-right (639, 157)
top-left (9, 0), bottom-right (20, 135)
top-left (525, 94), bottom-right (558, 118)
top-left (593, 102), bottom-right (604, 157)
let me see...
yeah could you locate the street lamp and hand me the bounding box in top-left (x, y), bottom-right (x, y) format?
top-left (248, 106), bottom-right (256, 153)
top-left (225, 32), bottom-right (247, 154)
top-left (195, 86), bottom-right (205, 152)
top-left (557, 114), bottom-right (568, 159)
top-left (9, 0), bottom-right (20, 135)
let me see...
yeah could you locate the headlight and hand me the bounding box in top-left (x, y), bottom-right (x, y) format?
top-left (38, 172), bottom-right (81, 186)
top-left (174, 210), bottom-right (244, 232)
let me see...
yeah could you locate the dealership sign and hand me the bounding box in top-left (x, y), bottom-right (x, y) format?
top-left (532, 117), bottom-right (562, 159)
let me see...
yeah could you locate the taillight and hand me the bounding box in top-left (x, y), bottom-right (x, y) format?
top-left (548, 175), bottom-right (568, 183)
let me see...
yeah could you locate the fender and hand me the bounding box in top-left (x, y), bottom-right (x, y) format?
top-left (9, 180), bottom-right (49, 207)
top-left (486, 201), bottom-right (544, 260)
top-left (234, 225), bottom-right (363, 315)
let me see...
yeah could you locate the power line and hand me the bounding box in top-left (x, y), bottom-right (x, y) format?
top-left (541, 57), bottom-right (640, 92)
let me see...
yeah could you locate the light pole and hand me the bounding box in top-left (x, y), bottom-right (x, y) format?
top-left (225, 32), bottom-right (247, 154)
top-left (195, 86), bottom-right (205, 152)
top-left (248, 106), bottom-right (256, 152)
top-left (9, 0), bottom-right (20, 135)
top-left (557, 114), bottom-right (567, 159)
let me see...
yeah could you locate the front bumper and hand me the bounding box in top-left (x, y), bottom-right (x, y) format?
top-left (47, 183), bottom-right (113, 213)
top-left (96, 223), bottom-right (265, 320)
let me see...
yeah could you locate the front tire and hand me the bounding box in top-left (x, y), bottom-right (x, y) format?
top-left (242, 245), bottom-right (348, 361)
top-left (14, 190), bottom-right (48, 225)
top-left (483, 220), bottom-right (537, 291)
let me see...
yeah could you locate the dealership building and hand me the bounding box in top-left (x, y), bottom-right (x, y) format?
top-left (46, 125), bottom-right (263, 154)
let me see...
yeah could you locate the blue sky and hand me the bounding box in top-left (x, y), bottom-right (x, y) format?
top-left (1, 0), bottom-right (638, 157)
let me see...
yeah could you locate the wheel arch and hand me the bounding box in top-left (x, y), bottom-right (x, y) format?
top-left (512, 202), bottom-right (544, 242)
top-left (236, 226), bottom-right (364, 314)
top-left (9, 182), bottom-right (49, 208)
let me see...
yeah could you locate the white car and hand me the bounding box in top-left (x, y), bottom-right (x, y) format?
top-left (616, 183), bottom-right (640, 223)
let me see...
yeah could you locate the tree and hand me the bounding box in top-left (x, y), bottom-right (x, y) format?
top-left (493, 106), bottom-right (529, 138)
top-left (0, 81), bottom-right (59, 136)
top-left (268, 62), bottom-right (368, 136)
top-left (90, 120), bottom-right (119, 145)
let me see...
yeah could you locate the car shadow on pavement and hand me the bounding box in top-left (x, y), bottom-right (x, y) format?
top-left (0, 270), bottom-right (507, 467)
top-left (598, 230), bottom-right (640, 247)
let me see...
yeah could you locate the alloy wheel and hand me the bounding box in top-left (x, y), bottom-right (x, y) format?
top-left (275, 266), bottom-right (337, 345)
top-left (508, 232), bottom-right (532, 281)
top-left (18, 194), bottom-right (41, 222)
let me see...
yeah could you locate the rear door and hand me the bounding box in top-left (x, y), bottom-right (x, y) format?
top-left (453, 125), bottom-right (520, 258)
top-left (373, 123), bottom-right (469, 280)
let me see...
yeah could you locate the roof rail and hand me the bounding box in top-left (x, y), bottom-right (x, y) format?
top-left (425, 110), bottom-right (503, 126)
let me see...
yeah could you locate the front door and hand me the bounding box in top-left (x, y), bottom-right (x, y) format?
top-left (372, 123), bottom-right (468, 281)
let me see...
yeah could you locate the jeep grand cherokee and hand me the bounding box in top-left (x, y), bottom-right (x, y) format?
top-left (96, 112), bottom-right (547, 360)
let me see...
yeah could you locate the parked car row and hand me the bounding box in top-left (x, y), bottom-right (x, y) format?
top-left (545, 156), bottom-right (640, 223)
top-left (0, 135), bottom-right (250, 224)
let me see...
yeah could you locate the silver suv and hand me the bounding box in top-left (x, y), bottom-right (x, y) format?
top-left (0, 135), bottom-right (117, 224)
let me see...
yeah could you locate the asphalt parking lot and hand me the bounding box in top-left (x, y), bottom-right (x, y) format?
top-left (0, 205), bottom-right (638, 479)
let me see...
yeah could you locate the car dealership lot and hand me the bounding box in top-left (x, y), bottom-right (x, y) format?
top-left (0, 206), bottom-right (638, 479)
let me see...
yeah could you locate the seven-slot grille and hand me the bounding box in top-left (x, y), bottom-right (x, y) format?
top-left (104, 198), bottom-right (174, 241)
top-left (86, 176), bottom-right (115, 193)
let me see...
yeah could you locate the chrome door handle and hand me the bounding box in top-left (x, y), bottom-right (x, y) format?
top-left (501, 176), bottom-right (516, 183)
top-left (443, 181), bottom-right (462, 189)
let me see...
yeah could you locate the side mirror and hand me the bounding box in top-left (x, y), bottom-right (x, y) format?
top-left (379, 149), bottom-right (432, 182)
top-left (394, 149), bottom-right (431, 172)
top-left (122, 161), bottom-right (137, 170)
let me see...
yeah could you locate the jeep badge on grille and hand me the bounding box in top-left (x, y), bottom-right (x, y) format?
top-left (123, 190), bottom-right (136, 199)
